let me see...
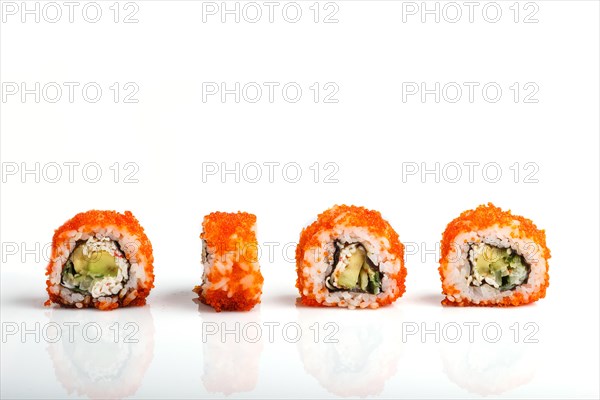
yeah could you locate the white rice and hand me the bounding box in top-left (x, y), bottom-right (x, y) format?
top-left (199, 221), bottom-right (262, 302)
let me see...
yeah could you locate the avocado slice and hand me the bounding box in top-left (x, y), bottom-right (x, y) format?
top-left (71, 246), bottom-right (87, 274)
top-left (71, 245), bottom-right (118, 277)
top-left (358, 268), bottom-right (369, 291)
top-left (86, 251), bottom-right (118, 277)
top-left (336, 246), bottom-right (366, 289)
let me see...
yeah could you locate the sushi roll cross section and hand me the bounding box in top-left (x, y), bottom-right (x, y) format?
top-left (439, 203), bottom-right (551, 306)
top-left (45, 210), bottom-right (155, 310)
top-left (296, 205), bottom-right (407, 309)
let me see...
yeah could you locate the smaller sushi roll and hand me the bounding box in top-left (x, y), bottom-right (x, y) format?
top-left (439, 203), bottom-right (551, 306)
top-left (195, 212), bottom-right (264, 312)
top-left (45, 210), bottom-right (154, 310)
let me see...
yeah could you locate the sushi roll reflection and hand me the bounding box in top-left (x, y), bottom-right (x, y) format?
top-left (296, 310), bottom-right (402, 396)
top-left (45, 210), bottom-right (154, 310)
top-left (439, 203), bottom-right (550, 306)
top-left (296, 205), bottom-right (406, 309)
top-left (47, 307), bottom-right (155, 399)
top-left (195, 212), bottom-right (264, 312)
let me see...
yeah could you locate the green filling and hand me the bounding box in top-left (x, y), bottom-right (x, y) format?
top-left (329, 243), bottom-right (382, 295)
top-left (62, 244), bottom-right (118, 293)
top-left (367, 268), bottom-right (381, 295)
top-left (358, 268), bottom-right (369, 291)
top-left (470, 244), bottom-right (530, 291)
top-left (336, 246), bottom-right (366, 289)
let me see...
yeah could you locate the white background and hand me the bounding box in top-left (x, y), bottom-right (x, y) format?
top-left (1, 1), bottom-right (599, 398)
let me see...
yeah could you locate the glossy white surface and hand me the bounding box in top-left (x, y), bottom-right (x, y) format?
top-left (1, 1), bottom-right (599, 398)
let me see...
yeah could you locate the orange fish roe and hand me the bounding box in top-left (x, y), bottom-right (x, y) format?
top-left (196, 212), bottom-right (264, 312)
top-left (45, 210), bottom-right (155, 310)
top-left (296, 205), bottom-right (406, 308)
top-left (439, 203), bottom-right (551, 307)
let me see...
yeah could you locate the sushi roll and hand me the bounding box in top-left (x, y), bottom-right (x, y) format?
top-left (439, 203), bottom-right (550, 306)
top-left (296, 205), bottom-right (406, 309)
top-left (195, 212), bottom-right (264, 312)
top-left (45, 210), bottom-right (154, 311)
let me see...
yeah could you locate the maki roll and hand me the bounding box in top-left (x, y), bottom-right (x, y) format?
top-left (439, 203), bottom-right (550, 306)
top-left (45, 210), bottom-right (154, 310)
top-left (296, 205), bottom-right (406, 309)
top-left (195, 212), bottom-right (264, 312)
